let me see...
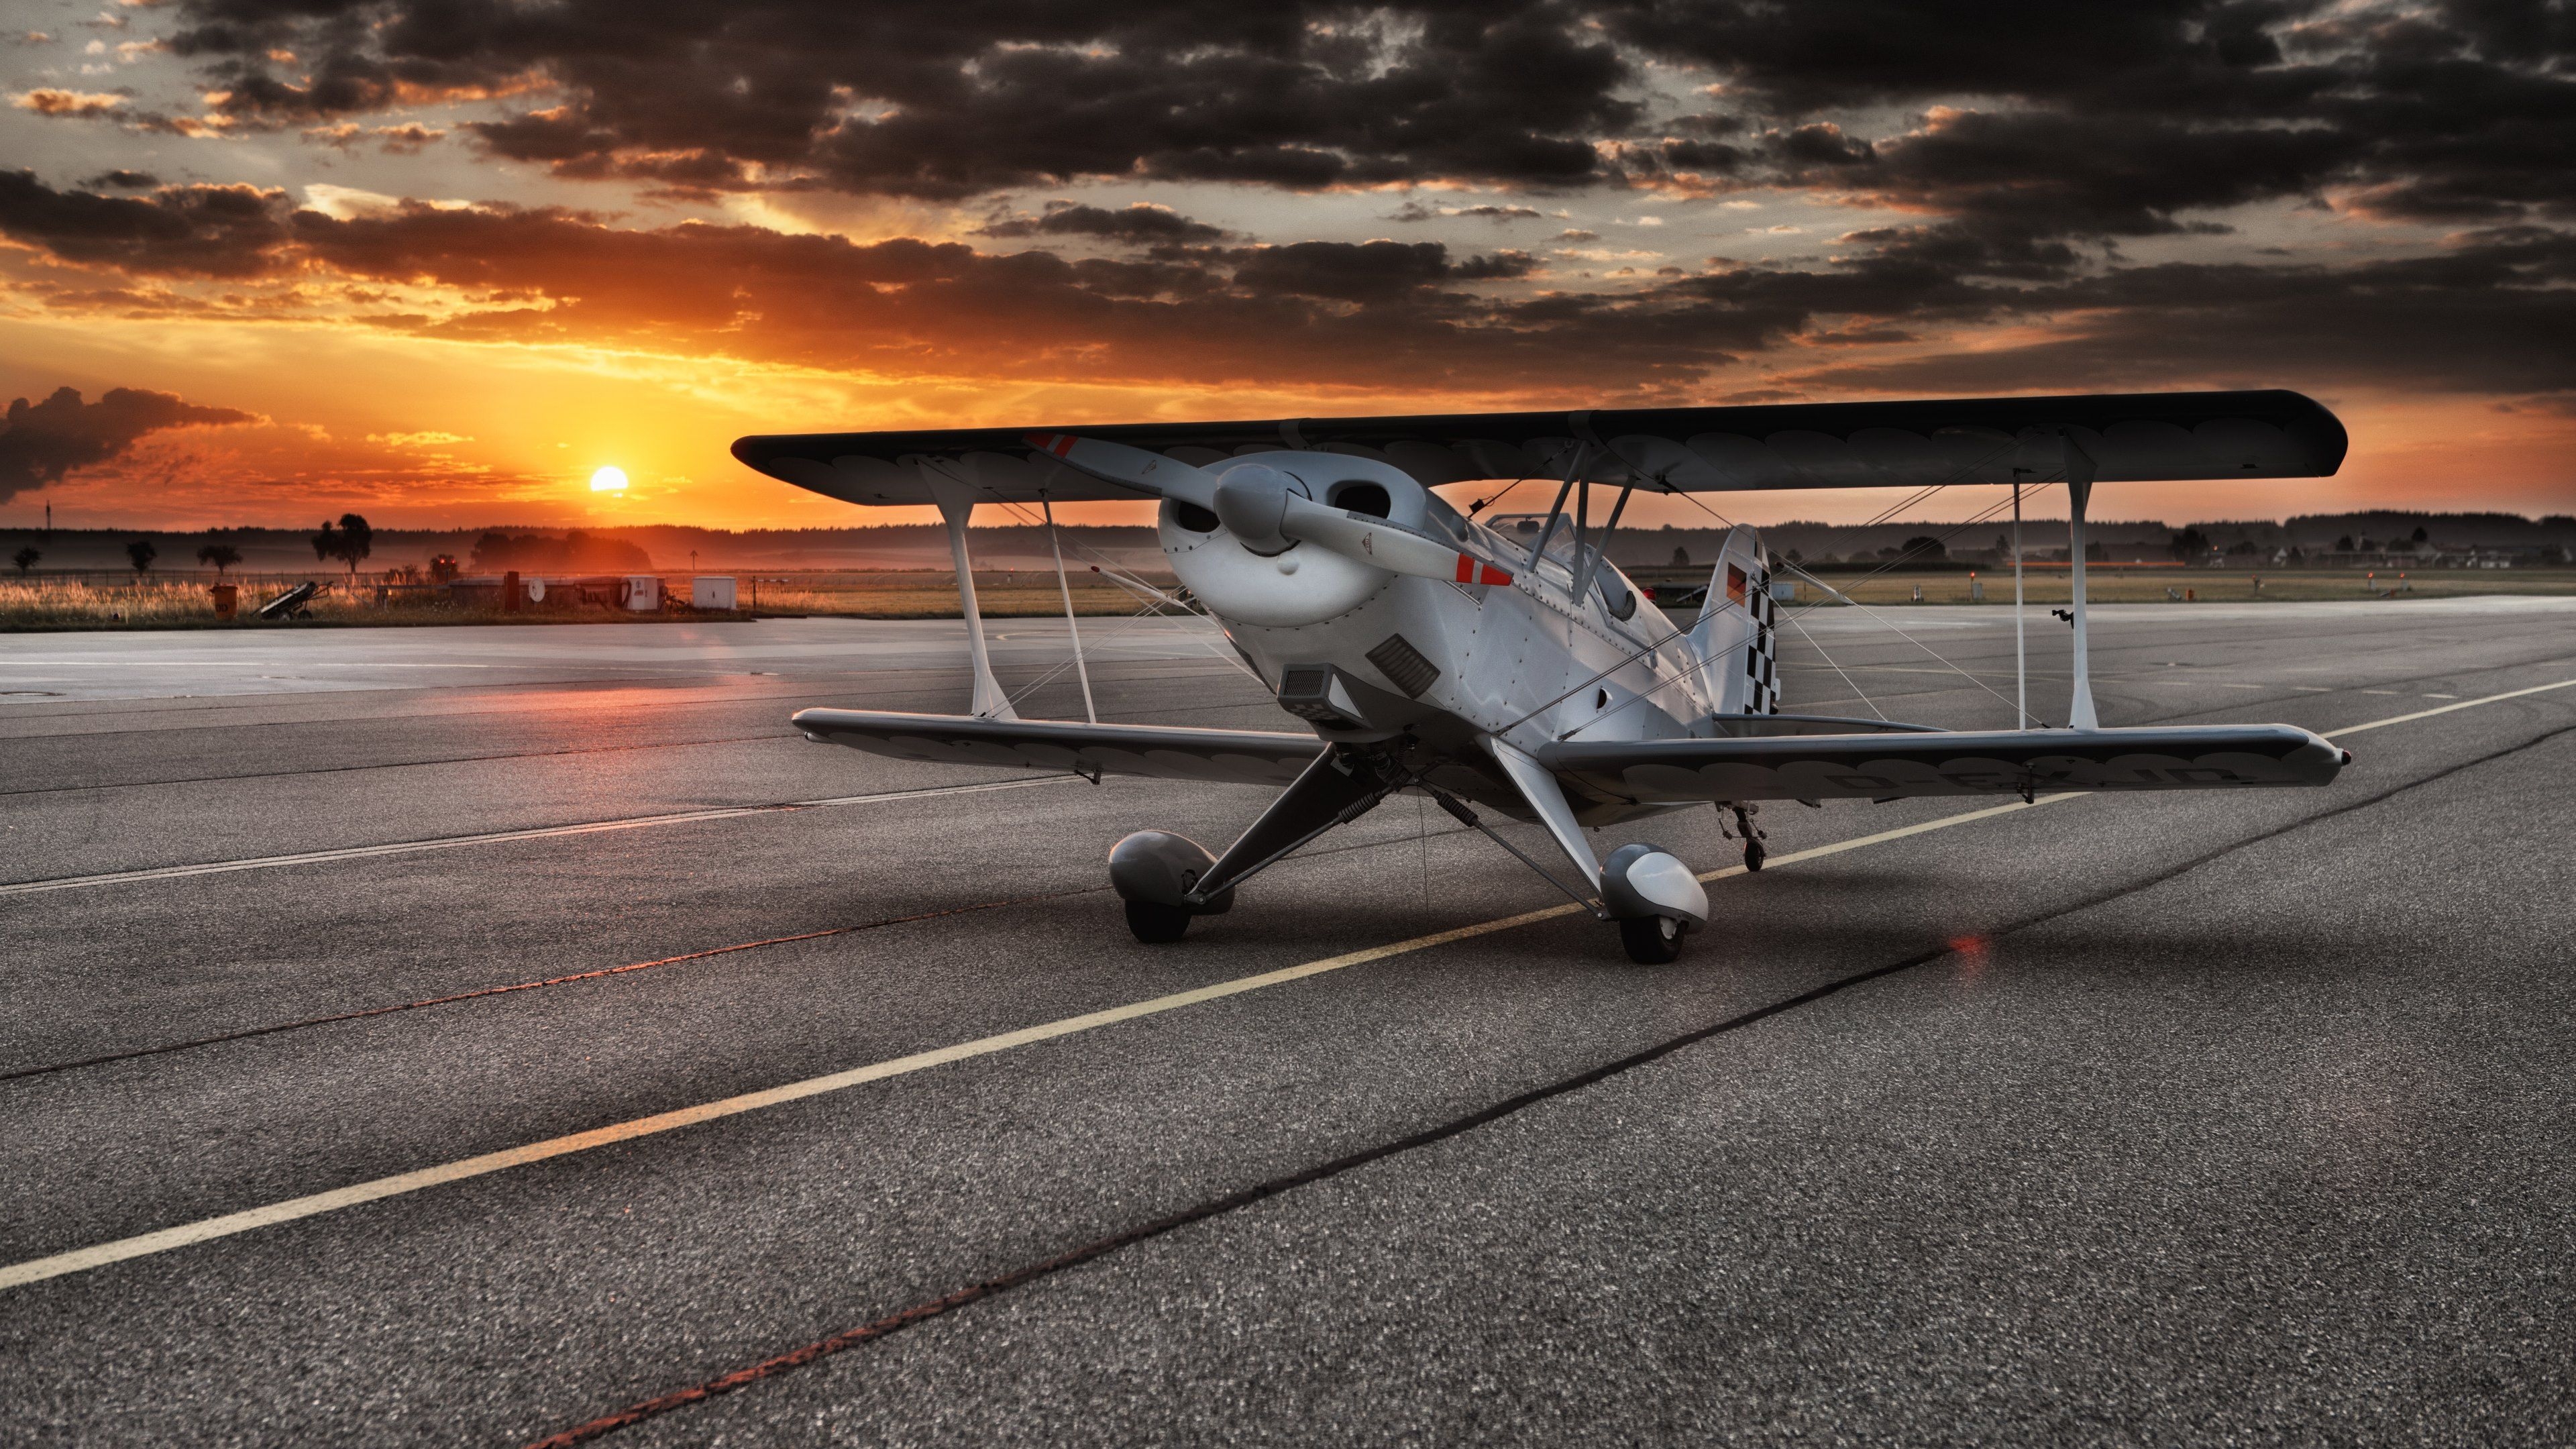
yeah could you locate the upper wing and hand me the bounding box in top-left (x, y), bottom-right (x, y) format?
top-left (734, 389), bottom-right (2345, 505)
top-left (1540, 724), bottom-right (2350, 803)
top-left (793, 708), bottom-right (1321, 787)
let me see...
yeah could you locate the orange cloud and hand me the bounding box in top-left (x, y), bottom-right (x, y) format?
top-left (12, 88), bottom-right (126, 117)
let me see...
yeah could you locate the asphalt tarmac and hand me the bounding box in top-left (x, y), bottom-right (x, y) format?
top-left (2, 597), bottom-right (2571, 1446)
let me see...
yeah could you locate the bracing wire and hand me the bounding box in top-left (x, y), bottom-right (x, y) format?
top-left (977, 494), bottom-right (1264, 689)
top-left (998, 596), bottom-right (1167, 712)
top-left (1659, 452), bottom-right (2043, 722)
top-left (1766, 561), bottom-right (2031, 718)
top-left (1040, 493), bottom-right (1096, 724)
top-left (1775, 607), bottom-right (1888, 720)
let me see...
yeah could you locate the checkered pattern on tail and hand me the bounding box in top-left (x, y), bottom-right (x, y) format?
top-left (1743, 569), bottom-right (1780, 714)
top-left (1686, 524), bottom-right (1782, 720)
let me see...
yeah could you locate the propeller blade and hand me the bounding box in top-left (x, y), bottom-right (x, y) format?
top-left (1281, 494), bottom-right (1513, 586)
top-left (1024, 433), bottom-right (1218, 508)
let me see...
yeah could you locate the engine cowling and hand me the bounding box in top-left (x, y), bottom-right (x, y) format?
top-left (1157, 455), bottom-right (1434, 628)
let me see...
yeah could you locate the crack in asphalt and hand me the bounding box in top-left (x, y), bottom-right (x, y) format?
top-left (0, 822), bottom-right (1483, 1083)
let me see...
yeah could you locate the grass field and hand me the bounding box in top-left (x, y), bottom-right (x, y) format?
top-left (1627, 564), bottom-right (2576, 608)
top-left (0, 570), bottom-right (1182, 631)
top-left (5, 565), bottom-right (2569, 631)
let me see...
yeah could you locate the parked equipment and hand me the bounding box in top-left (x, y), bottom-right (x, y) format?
top-left (256, 581), bottom-right (321, 620)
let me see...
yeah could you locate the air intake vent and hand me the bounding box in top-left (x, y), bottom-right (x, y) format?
top-left (1366, 634), bottom-right (1440, 698)
top-left (1276, 665), bottom-right (1354, 729)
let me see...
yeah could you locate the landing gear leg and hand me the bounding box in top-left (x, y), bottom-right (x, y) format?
top-left (1723, 802), bottom-right (1768, 871)
top-left (1619, 914), bottom-right (1686, 964)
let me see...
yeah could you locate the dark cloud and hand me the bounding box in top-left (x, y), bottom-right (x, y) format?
top-left (0, 386), bottom-right (256, 502)
top-left (1228, 239), bottom-right (1536, 299)
top-left (1390, 201), bottom-right (1546, 222)
top-left (3, 170), bottom-right (2571, 408)
top-left (1843, 109), bottom-right (2356, 244)
top-left (115, 0), bottom-right (2573, 260)
top-left (977, 203), bottom-right (1230, 245)
top-left (0, 171), bottom-right (292, 278)
top-left (168, 3), bottom-right (1638, 197)
top-left (0, 174), bottom-right (1841, 391)
top-left (1769, 122), bottom-right (1874, 167)
top-left (1231, 240), bottom-right (1456, 303)
top-left (1622, 0), bottom-right (2576, 233)
top-left (80, 170), bottom-right (161, 189)
top-left (1784, 229), bottom-right (2576, 404)
top-left (1452, 249), bottom-right (1540, 280)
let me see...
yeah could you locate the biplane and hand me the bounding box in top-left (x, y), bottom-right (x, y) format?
top-left (733, 390), bottom-right (2353, 961)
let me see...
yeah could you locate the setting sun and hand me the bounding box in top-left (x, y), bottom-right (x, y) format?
top-left (589, 466), bottom-right (629, 492)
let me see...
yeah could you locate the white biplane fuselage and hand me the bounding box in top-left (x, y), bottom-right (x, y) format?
top-left (1160, 449), bottom-right (1729, 826)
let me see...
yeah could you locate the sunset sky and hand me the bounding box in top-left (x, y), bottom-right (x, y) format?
top-left (1, 0), bottom-right (2569, 532)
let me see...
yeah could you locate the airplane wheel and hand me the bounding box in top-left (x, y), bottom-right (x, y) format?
top-left (1619, 914), bottom-right (1686, 964)
top-left (1743, 838), bottom-right (1766, 872)
top-left (1124, 900), bottom-right (1192, 944)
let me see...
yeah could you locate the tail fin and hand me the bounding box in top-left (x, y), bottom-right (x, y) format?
top-left (1684, 524), bottom-right (1780, 717)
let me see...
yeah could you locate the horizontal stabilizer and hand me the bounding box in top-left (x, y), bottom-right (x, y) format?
top-left (1542, 724), bottom-right (2349, 803)
top-left (793, 709), bottom-right (1320, 787)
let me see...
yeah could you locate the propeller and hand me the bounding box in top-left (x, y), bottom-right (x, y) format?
top-left (1028, 432), bottom-right (1218, 510)
top-left (1028, 433), bottom-right (1512, 586)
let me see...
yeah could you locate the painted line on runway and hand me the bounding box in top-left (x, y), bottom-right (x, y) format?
top-left (5, 679), bottom-right (2565, 1291)
top-left (0, 775), bottom-right (1080, 898)
top-left (0, 796), bottom-right (2067, 1292)
top-left (2322, 678), bottom-right (2575, 739)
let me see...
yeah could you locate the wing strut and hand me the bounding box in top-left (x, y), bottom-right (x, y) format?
top-left (2012, 474), bottom-right (2029, 729)
top-left (1040, 494), bottom-right (1096, 723)
top-left (2064, 434), bottom-right (2100, 731)
top-left (1483, 737), bottom-right (1607, 906)
top-left (926, 472), bottom-right (1018, 720)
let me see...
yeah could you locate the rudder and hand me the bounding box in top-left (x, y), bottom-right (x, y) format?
top-left (1684, 524), bottom-right (1780, 717)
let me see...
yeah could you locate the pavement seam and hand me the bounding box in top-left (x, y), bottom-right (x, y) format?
top-left (0, 774), bottom-right (1082, 896)
top-left (0, 657), bottom-right (1246, 743)
top-left (523, 716), bottom-right (2576, 1448)
top-left (0, 669), bottom-right (1265, 784)
top-left (0, 731), bottom-right (804, 798)
top-left (0, 897), bottom-right (1085, 1085)
top-left (0, 824), bottom-right (1486, 1085)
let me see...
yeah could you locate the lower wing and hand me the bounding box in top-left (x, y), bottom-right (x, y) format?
top-left (1541, 724), bottom-right (2350, 802)
top-left (792, 708), bottom-right (1321, 786)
